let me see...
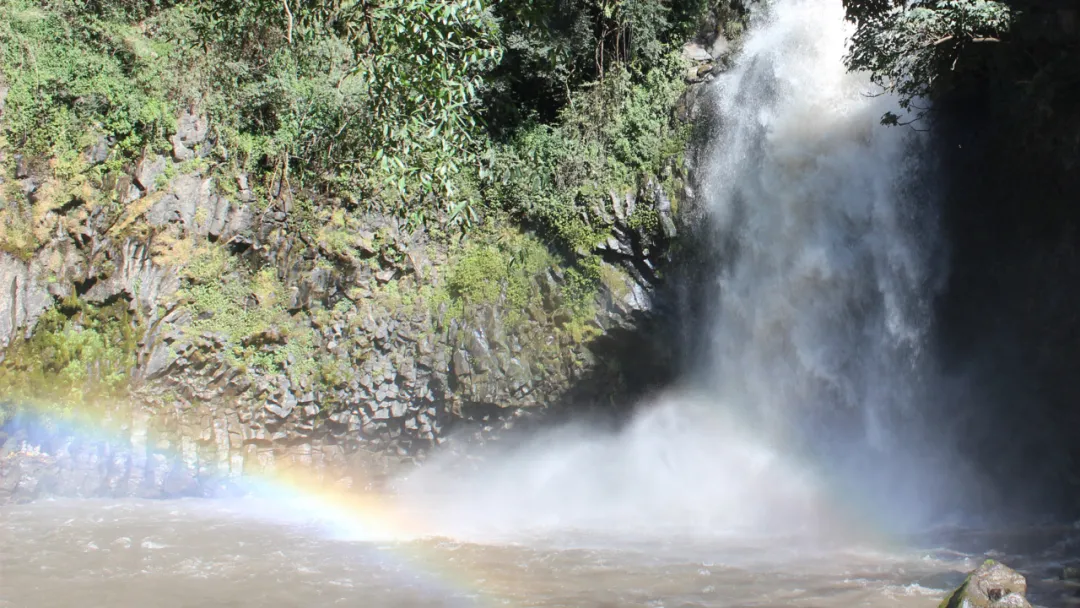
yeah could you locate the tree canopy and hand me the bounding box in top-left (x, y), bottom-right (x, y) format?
top-left (842, 0), bottom-right (1012, 124)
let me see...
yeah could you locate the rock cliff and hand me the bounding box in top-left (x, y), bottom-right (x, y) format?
top-left (0, 84), bottom-right (715, 502)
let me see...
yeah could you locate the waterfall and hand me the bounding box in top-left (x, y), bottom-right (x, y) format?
top-left (697, 0), bottom-right (941, 470)
top-left (395, 0), bottom-right (954, 541)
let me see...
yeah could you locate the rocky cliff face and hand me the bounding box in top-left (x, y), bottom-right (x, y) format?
top-left (0, 78), bottom-right (714, 502)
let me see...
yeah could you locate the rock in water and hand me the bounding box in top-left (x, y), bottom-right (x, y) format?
top-left (939, 560), bottom-right (1032, 608)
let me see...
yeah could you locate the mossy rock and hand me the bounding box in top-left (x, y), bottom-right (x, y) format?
top-left (938, 559), bottom-right (1031, 608)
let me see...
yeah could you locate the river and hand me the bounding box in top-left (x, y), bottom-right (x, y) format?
top-left (4, 498), bottom-right (1080, 607)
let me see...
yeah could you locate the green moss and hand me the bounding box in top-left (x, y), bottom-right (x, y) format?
top-left (373, 279), bottom-right (405, 310)
top-left (937, 560), bottom-right (1003, 608)
top-left (0, 207), bottom-right (37, 260)
top-left (184, 242), bottom-right (233, 284)
top-left (420, 283), bottom-right (453, 318)
top-left (0, 300), bottom-right (139, 412)
top-left (444, 226), bottom-right (557, 327)
top-left (317, 354), bottom-right (352, 389)
top-left (598, 262), bottom-right (632, 302)
top-left (319, 227), bottom-right (359, 260)
top-left (448, 245), bottom-right (507, 305)
top-left (181, 255), bottom-right (317, 384)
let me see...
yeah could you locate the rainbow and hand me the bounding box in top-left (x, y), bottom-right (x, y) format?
top-left (0, 397), bottom-right (520, 606)
top-left (235, 468), bottom-right (522, 606)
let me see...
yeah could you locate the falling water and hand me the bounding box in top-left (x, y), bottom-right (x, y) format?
top-left (395, 0), bottom-right (954, 541)
top-left (694, 0), bottom-right (952, 524)
top-left (699, 0), bottom-right (939, 441)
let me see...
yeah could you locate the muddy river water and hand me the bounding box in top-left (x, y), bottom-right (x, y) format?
top-left (3, 498), bottom-right (1079, 607)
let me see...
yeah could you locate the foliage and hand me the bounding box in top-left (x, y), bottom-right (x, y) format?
top-left (181, 245), bottom-right (316, 382)
top-left (0, 198), bottom-right (37, 260)
top-left (0, 302), bottom-right (138, 407)
top-left (192, 0), bottom-right (502, 219)
top-left (0, 0), bottom-right (176, 161)
top-left (843, 0), bottom-right (1011, 124)
top-left (447, 226), bottom-right (553, 323)
top-left (488, 51), bottom-right (689, 253)
top-left (487, 0), bottom-right (709, 125)
top-left (448, 245), bottom-right (508, 304)
top-left (1, 0), bottom-right (708, 235)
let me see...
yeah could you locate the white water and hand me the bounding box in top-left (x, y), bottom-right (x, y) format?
top-left (699, 0), bottom-right (938, 439)
top-left (394, 0), bottom-right (951, 542)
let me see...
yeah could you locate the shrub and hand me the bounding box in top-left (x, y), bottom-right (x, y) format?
top-left (0, 301), bottom-right (138, 407)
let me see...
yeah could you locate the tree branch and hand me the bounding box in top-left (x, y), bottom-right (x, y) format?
top-left (930, 34), bottom-right (1000, 48)
top-left (283, 0), bottom-right (294, 43)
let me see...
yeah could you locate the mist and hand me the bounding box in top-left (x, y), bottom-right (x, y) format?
top-left (385, 0), bottom-right (979, 545)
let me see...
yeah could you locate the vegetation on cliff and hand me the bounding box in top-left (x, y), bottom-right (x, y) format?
top-left (0, 0), bottom-right (711, 236)
top-left (0, 0), bottom-right (737, 423)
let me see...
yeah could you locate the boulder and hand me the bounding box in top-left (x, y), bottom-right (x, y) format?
top-left (939, 560), bottom-right (1032, 608)
top-left (681, 42), bottom-right (712, 62)
top-left (87, 136), bottom-right (109, 165)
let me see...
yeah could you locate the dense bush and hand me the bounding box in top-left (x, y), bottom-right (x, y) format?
top-left (1, 0), bottom-right (709, 225)
top-left (485, 0), bottom-right (710, 126)
top-left (488, 52), bottom-right (690, 255)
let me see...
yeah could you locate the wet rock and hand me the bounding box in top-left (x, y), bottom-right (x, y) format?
top-left (648, 177), bottom-right (678, 239)
top-left (84, 240), bottom-right (179, 313)
top-left (265, 390), bottom-right (298, 419)
top-left (939, 560), bottom-right (1031, 608)
top-left (685, 62), bottom-right (716, 84)
top-left (205, 195), bottom-right (231, 237)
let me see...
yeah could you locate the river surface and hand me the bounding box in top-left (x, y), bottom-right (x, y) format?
top-left (3, 498), bottom-right (1079, 608)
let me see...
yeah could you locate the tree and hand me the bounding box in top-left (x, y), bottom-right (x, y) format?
top-left (842, 0), bottom-right (1012, 125)
top-left (194, 0), bottom-right (502, 216)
